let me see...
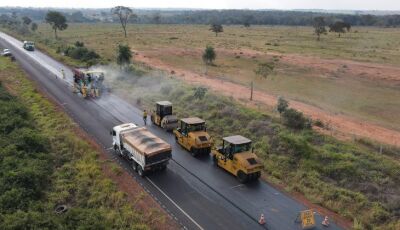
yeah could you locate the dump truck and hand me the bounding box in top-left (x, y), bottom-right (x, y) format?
top-left (73, 69), bottom-right (105, 98)
top-left (111, 123), bottom-right (172, 176)
top-left (151, 101), bottom-right (178, 131)
top-left (173, 117), bottom-right (212, 157)
top-left (211, 135), bottom-right (263, 183)
top-left (23, 41), bottom-right (35, 51)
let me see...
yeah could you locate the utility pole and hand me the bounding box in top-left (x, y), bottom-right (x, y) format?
top-left (250, 81), bottom-right (253, 101)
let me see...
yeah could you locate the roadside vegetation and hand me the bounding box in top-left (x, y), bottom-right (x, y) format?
top-left (104, 64), bottom-right (400, 230)
top-left (0, 57), bottom-right (172, 229)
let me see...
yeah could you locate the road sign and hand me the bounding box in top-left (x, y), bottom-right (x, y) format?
top-left (300, 209), bottom-right (316, 229)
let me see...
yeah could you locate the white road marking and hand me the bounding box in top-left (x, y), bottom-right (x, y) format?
top-left (146, 177), bottom-right (204, 230)
top-left (230, 184), bottom-right (244, 189)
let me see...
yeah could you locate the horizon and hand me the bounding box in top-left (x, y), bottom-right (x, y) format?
top-left (0, 6), bottom-right (400, 13)
top-left (0, 0), bottom-right (400, 11)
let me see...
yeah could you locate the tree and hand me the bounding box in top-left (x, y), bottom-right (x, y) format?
top-left (243, 15), bottom-right (253, 28)
top-left (153, 13), bottom-right (161, 24)
top-left (313, 16), bottom-right (327, 41)
top-left (254, 62), bottom-right (274, 79)
top-left (277, 96), bottom-right (289, 114)
top-left (209, 24), bottom-right (223, 37)
top-left (329, 21), bottom-right (347, 37)
top-left (361, 14), bottom-right (377, 26)
top-left (45, 11), bottom-right (68, 39)
top-left (111, 6), bottom-right (134, 38)
top-left (22, 16), bottom-right (32, 25)
top-left (31, 23), bottom-right (38, 31)
top-left (193, 87), bottom-right (208, 100)
top-left (343, 22), bottom-right (351, 32)
top-left (202, 45), bottom-right (216, 65)
top-left (70, 11), bottom-right (87, 23)
top-left (116, 44), bottom-right (132, 66)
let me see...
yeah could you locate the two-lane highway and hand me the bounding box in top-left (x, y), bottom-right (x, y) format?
top-left (0, 31), bottom-right (343, 230)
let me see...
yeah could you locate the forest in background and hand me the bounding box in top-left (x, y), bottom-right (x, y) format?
top-left (1, 7), bottom-right (400, 27)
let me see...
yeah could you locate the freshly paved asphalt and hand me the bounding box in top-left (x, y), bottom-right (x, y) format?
top-left (0, 31), bottom-right (343, 230)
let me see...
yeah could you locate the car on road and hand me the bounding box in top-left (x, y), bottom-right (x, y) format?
top-left (1, 48), bottom-right (12, 56)
top-left (23, 41), bottom-right (35, 51)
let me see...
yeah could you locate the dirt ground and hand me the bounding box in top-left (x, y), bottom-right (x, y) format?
top-left (135, 49), bottom-right (400, 147)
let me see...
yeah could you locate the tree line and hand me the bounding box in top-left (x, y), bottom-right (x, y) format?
top-left (1, 7), bottom-right (400, 27)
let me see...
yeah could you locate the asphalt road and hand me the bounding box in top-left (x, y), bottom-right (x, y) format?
top-left (0, 31), bottom-right (342, 230)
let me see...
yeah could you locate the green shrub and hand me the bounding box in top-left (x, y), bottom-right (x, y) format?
top-left (282, 108), bottom-right (312, 130)
top-left (193, 86), bottom-right (208, 100)
top-left (63, 43), bottom-right (100, 64)
top-left (277, 96), bottom-right (289, 114)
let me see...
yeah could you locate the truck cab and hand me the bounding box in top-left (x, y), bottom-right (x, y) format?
top-left (212, 135), bottom-right (263, 183)
top-left (173, 117), bottom-right (211, 157)
top-left (111, 123), bottom-right (138, 149)
top-left (23, 41), bottom-right (35, 51)
top-left (151, 101), bottom-right (178, 131)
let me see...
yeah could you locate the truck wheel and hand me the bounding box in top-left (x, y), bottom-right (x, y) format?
top-left (131, 162), bottom-right (138, 172)
top-left (117, 148), bottom-right (123, 157)
top-left (237, 170), bottom-right (248, 183)
top-left (138, 166), bottom-right (145, 177)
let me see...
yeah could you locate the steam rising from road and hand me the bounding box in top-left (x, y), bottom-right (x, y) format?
top-left (89, 64), bottom-right (179, 103)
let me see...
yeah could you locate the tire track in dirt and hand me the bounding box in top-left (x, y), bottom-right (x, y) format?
top-left (135, 51), bottom-right (400, 147)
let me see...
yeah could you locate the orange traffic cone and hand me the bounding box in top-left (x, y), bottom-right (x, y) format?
top-left (259, 213), bottom-right (266, 225)
top-left (322, 216), bottom-right (329, 227)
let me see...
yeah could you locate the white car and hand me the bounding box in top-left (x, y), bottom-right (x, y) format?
top-left (1, 49), bottom-right (12, 56)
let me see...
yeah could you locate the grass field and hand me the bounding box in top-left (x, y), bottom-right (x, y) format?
top-left (35, 24), bottom-right (400, 65)
top-left (27, 23), bottom-right (400, 131)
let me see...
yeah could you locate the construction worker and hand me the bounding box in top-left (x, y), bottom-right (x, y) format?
top-left (322, 216), bottom-right (329, 227)
top-left (61, 69), bottom-right (65, 79)
top-left (82, 84), bottom-right (87, 98)
top-left (143, 110), bottom-right (148, 125)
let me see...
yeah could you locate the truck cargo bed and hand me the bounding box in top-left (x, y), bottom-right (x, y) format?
top-left (121, 127), bottom-right (171, 156)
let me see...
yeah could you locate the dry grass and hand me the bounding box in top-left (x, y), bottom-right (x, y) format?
top-left (30, 24), bottom-right (400, 131)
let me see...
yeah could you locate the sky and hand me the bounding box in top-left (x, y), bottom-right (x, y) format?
top-left (0, 0), bottom-right (399, 11)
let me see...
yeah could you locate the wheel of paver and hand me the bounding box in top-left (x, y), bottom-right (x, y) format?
top-left (190, 148), bottom-right (197, 157)
top-left (138, 165), bottom-right (145, 177)
top-left (175, 135), bottom-right (178, 142)
top-left (255, 171), bottom-right (261, 180)
top-left (212, 155), bottom-right (218, 165)
top-left (237, 170), bottom-right (248, 183)
top-left (132, 162), bottom-right (138, 172)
